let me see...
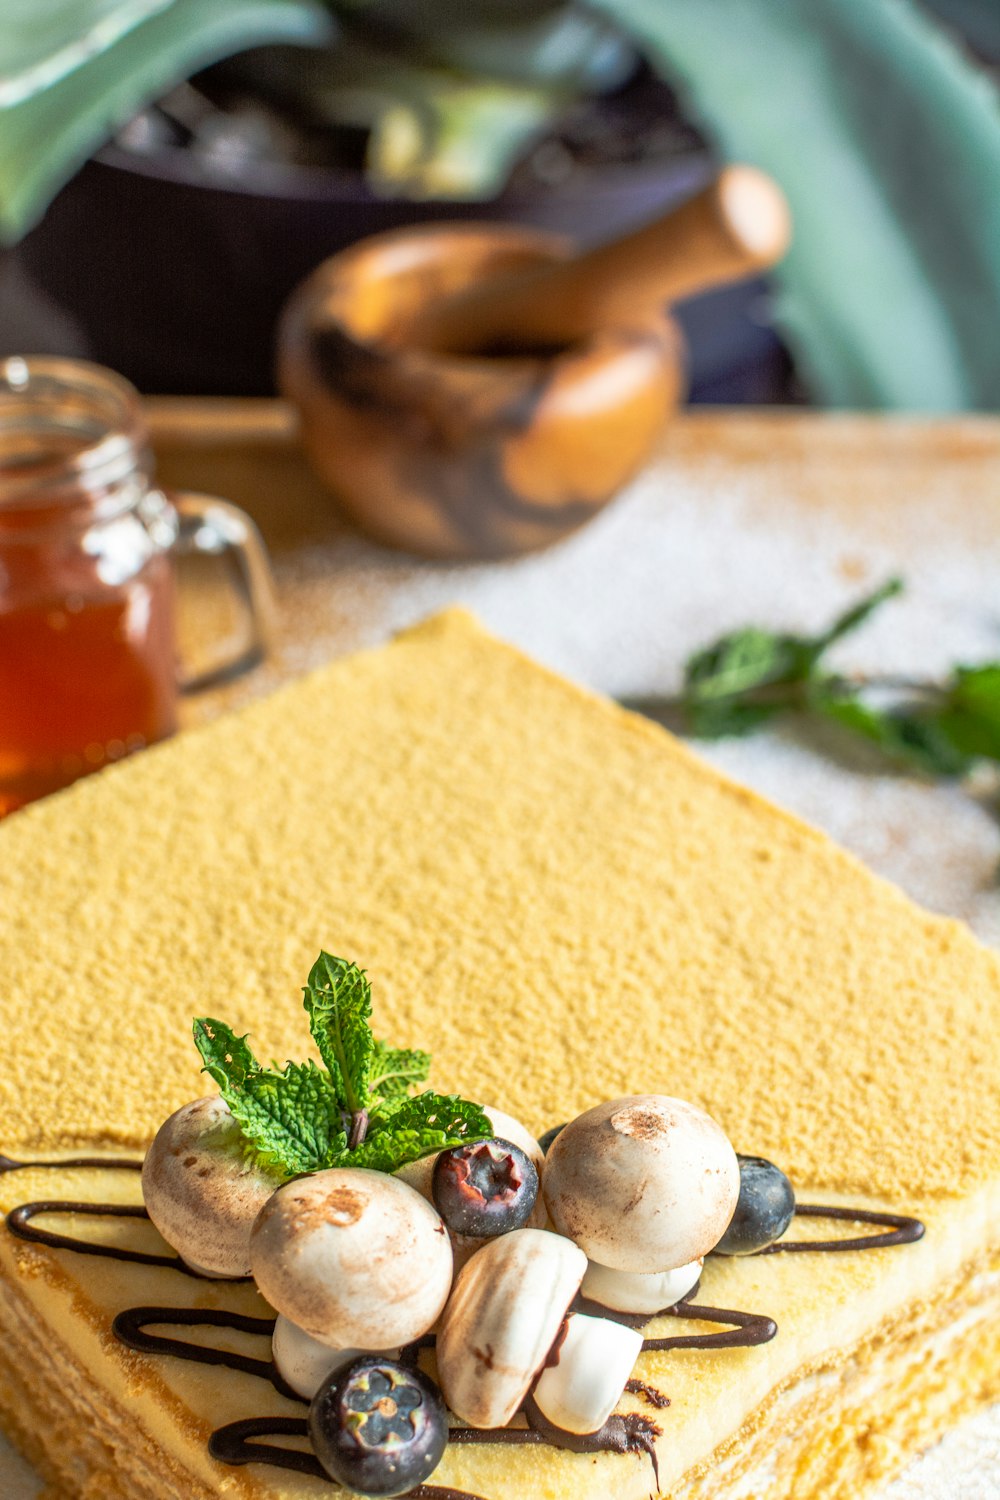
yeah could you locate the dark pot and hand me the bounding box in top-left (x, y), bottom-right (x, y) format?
top-left (17, 142), bottom-right (789, 400)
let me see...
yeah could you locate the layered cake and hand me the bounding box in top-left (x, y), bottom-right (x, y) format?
top-left (0, 609), bottom-right (998, 1499)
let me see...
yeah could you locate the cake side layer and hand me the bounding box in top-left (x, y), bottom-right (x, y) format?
top-left (0, 1293), bottom-right (225, 1500)
top-left (0, 1172), bottom-right (996, 1500)
top-left (0, 610), bottom-right (998, 1206)
top-left (0, 1159), bottom-right (997, 1500)
top-left (672, 1262), bottom-right (1000, 1499)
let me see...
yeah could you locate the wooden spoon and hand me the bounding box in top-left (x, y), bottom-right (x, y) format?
top-left (407, 165), bottom-right (791, 355)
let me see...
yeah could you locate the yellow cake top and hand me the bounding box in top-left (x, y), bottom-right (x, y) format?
top-left (1, 609), bottom-right (997, 1203)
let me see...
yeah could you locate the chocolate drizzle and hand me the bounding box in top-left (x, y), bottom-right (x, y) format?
top-left (7, 1200), bottom-right (202, 1276)
top-left (759, 1203), bottom-right (926, 1254)
top-left (577, 1285), bottom-right (777, 1352)
top-left (209, 1417), bottom-right (489, 1499)
top-left (641, 1300), bottom-right (777, 1353)
top-left (113, 1306), bottom-right (291, 1386)
top-left (522, 1391), bottom-right (661, 1482)
top-left (625, 1377), bottom-right (671, 1409)
top-left (209, 1416), bottom-right (323, 1477)
top-left (0, 1153), bottom-right (142, 1175)
top-left (1, 1153), bottom-right (926, 1499)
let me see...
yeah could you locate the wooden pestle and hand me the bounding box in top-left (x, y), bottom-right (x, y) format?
top-left (407, 165), bottom-right (791, 356)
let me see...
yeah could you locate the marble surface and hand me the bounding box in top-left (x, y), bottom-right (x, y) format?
top-left (3, 408), bottom-right (999, 1497)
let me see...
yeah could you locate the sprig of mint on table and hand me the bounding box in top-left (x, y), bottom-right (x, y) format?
top-left (628, 578), bottom-right (1000, 784)
top-left (193, 952), bottom-right (490, 1178)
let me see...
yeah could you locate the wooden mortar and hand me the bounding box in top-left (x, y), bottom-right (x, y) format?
top-left (278, 168), bottom-right (789, 559)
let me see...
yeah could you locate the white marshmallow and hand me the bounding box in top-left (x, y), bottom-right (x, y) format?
top-left (271, 1315), bottom-right (399, 1399)
top-left (580, 1257), bottom-right (702, 1315)
top-left (533, 1313), bottom-right (643, 1435)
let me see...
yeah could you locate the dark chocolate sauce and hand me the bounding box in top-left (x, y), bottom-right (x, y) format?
top-left (542, 1316), bottom-right (570, 1369)
top-left (522, 1395), bottom-right (661, 1486)
top-left (0, 1153), bottom-right (142, 1174)
top-left (573, 1292), bottom-right (654, 1330)
top-left (7, 1200), bottom-right (202, 1275)
top-left (577, 1277), bottom-right (777, 1357)
top-left (2, 1155), bottom-right (926, 1499)
top-left (399, 1332), bottom-right (437, 1365)
top-left (210, 1416), bottom-right (490, 1498)
top-left (625, 1377), bottom-right (671, 1409)
top-left (209, 1416), bottom-right (323, 1477)
top-left (641, 1299), bottom-right (777, 1353)
top-left (113, 1306), bottom-right (287, 1383)
top-left (759, 1203), bottom-right (925, 1254)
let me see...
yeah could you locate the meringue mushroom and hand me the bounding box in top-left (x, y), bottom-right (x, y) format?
top-left (543, 1094), bottom-right (739, 1272)
top-left (436, 1227), bottom-right (587, 1428)
top-left (272, 1314), bottom-right (400, 1400)
top-left (251, 1168), bottom-right (452, 1350)
top-left (141, 1095), bottom-right (285, 1278)
top-left (533, 1313), bottom-right (643, 1435)
top-left (580, 1257), bottom-right (703, 1316)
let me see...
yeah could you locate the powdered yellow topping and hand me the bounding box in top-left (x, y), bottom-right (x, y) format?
top-left (1, 610), bottom-right (997, 1203)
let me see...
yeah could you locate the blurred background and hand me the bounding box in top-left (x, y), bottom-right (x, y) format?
top-left (2, 0), bottom-right (999, 409)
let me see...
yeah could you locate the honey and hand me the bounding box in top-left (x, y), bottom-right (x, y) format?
top-left (0, 559), bottom-right (177, 814)
top-left (0, 360), bottom-right (183, 813)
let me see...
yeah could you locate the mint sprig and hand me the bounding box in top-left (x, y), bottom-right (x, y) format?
top-left (625, 579), bottom-right (1000, 789)
top-left (193, 953), bottom-right (489, 1178)
top-left (680, 578), bottom-right (904, 739)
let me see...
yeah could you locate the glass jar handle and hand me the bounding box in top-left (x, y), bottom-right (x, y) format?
top-left (172, 492), bottom-right (276, 693)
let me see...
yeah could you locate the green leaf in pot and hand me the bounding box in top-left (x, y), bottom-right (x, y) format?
top-left (586, 0), bottom-right (1000, 409)
top-left (0, 0), bottom-right (332, 240)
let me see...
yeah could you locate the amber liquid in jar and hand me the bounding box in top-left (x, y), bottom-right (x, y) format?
top-left (0, 565), bottom-right (177, 815)
top-left (0, 370), bottom-right (179, 815)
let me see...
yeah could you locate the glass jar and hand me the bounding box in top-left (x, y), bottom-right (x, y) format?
top-left (0, 357), bottom-right (273, 813)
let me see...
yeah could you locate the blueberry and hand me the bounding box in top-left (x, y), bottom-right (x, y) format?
top-left (538, 1123), bottom-right (567, 1155)
top-left (432, 1137), bottom-right (538, 1237)
top-left (309, 1356), bottom-right (447, 1497)
top-left (714, 1154), bottom-right (796, 1255)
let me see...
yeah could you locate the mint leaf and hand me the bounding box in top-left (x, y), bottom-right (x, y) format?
top-left (303, 953), bottom-right (373, 1113)
top-left (812, 577), bottom-right (904, 653)
top-left (193, 1017), bottom-right (259, 1091)
top-left (353, 1092), bottom-right (492, 1173)
top-left (193, 957), bottom-right (492, 1177)
top-left (809, 683), bottom-right (973, 778)
top-left (369, 1040), bottom-right (432, 1100)
top-left (685, 627), bottom-right (811, 705)
top-left (938, 665), bottom-right (1000, 761)
top-left (193, 1018), bottom-right (346, 1174)
top-left (684, 695), bottom-right (786, 740)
